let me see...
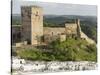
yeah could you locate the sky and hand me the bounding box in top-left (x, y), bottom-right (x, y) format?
top-left (12, 0), bottom-right (97, 16)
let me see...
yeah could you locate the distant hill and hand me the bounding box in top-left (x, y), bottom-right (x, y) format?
top-left (44, 15), bottom-right (97, 26)
top-left (12, 14), bottom-right (97, 25)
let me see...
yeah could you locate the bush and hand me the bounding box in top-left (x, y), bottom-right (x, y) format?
top-left (16, 38), bottom-right (97, 62)
top-left (48, 38), bottom-right (97, 61)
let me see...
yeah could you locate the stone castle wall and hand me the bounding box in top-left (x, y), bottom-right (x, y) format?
top-left (43, 27), bottom-right (65, 43)
top-left (80, 32), bottom-right (95, 44)
top-left (44, 27), bottom-right (65, 35)
top-left (65, 23), bottom-right (77, 35)
top-left (43, 19), bottom-right (95, 44)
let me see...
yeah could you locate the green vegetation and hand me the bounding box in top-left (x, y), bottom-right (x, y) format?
top-left (49, 38), bottom-right (97, 61)
top-left (17, 48), bottom-right (56, 61)
top-left (16, 38), bottom-right (97, 62)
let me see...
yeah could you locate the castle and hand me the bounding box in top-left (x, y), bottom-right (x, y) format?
top-left (12, 6), bottom-right (95, 46)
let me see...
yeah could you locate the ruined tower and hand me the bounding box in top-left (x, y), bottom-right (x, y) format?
top-left (65, 19), bottom-right (82, 38)
top-left (76, 19), bottom-right (81, 38)
top-left (21, 6), bottom-right (43, 45)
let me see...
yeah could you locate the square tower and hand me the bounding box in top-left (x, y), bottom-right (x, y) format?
top-left (21, 6), bottom-right (43, 45)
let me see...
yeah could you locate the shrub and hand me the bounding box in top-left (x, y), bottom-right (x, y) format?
top-left (16, 38), bottom-right (97, 61)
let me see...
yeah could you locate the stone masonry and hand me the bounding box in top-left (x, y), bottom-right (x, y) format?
top-left (21, 6), bottom-right (43, 45)
top-left (12, 6), bottom-right (95, 46)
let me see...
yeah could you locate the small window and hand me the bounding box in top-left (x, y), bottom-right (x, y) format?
top-left (51, 32), bottom-right (53, 35)
top-left (35, 11), bottom-right (39, 16)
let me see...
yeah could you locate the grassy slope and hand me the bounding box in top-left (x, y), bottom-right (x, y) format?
top-left (15, 38), bottom-right (97, 62)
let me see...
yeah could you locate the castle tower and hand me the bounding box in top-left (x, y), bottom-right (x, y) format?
top-left (76, 19), bottom-right (81, 38)
top-left (21, 6), bottom-right (43, 45)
